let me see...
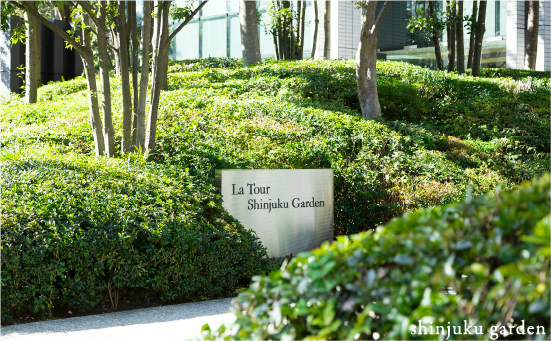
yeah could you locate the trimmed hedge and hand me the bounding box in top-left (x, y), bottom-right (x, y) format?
top-left (203, 174), bottom-right (550, 340)
top-left (0, 150), bottom-right (271, 323)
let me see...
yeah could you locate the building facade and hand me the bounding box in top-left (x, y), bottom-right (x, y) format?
top-left (161, 0), bottom-right (550, 71)
top-left (2, 0), bottom-right (550, 98)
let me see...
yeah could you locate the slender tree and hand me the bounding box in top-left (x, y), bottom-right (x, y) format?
top-left (146, 0), bottom-right (168, 151)
top-left (356, 0), bottom-right (391, 118)
top-left (24, 2), bottom-right (39, 104)
top-left (472, 0), bottom-right (487, 77)
top-left (10, 2), bottom-right (107, 156)
top-left (96, 1), bottom-right (116, 156)
top-left (240, 0), bottom-right (261, 65)
top-left (9, 0), bottom-right (207, 155)
top-left (456, 0), bottom-right (465, 74)
top-left (116, 1), bottom-right (133, 152)
top-left (133, 0), bottom-right (153, 151)
top-left (158, 3), bottom-right (170, 91)
top-left (294, 0), bottom-right (301, 58)
top-left (467, 0), bottom-right (477, 69)
top-left (144, 0), bottom-right (207, 148)
top-left (446, 0), bottom-right (455, 72)
top-left (297, 0), bottom-right (306, 59)
top-left (266, 0), bottom-right (307, 60)
top-left (81, 12), bottom-right (106, 156)
top-left (324, 0), bottom-right (330, 58)
top-left (129, 1), bottom-right (140, 151)
top-left (408, 1), bottom-right (445, 70)
top-left (311, 0), bottom-right (319, 58)
top-left (428, 1), bottom-right (444, 70)
top-left (525, 1), bottom-right (539, 70)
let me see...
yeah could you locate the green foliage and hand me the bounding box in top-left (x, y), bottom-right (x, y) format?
top-left (472, 68), bottom-right (550, 80)
top-left (155, 59), bottom-right (548, 234)
top-left (2, 59), bottom-right (549, 237)
top-left (0, 150), bottom-right (271, 323)
top-left (406, 1), bottom-right (448, 45)
top-left (203, 175), bottom-right (550, 340)
top-left (1, 57), bottom-right (549, 326)
top-left (167, 57), bottom-right (243, 73)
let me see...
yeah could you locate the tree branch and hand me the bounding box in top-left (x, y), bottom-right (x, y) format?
top-left (167, 0), bottom-right (208, 43)
top-left (14, 1), bottom-right (83, 53)
top-left (84, 25), bottom-right (117, 52)
top-left (77, 1), bottom-right (100, 29)
top-left (371, 1), bottom-right (391, 36)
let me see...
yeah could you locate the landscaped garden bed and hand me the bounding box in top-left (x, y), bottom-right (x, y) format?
top-left (1, 59), bottom-right (549, 324)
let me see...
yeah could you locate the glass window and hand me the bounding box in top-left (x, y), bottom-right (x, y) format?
top-left (201, 0), bottom-right (228, 18)
top-left (259, 11), bottom-right (275, 58)
top-left (202, 18), bottom-right (228, 57)
top-left (258, 1), bottom-right (270, 10)
top-left (229, 0), bottom-right (240, 13)
top-left (230, 15), bottom-right (242, 58)
top-left (485, 0), bottom-right (496, 37)
top-left (136, 0), bottom-right (143, 22)
top-left (172, 21), bottom-right (200, 60)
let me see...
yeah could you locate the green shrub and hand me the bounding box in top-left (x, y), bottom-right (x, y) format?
top-left (469, 68), bottom-right (550, 80)
top-left (203, 174), bottom-right (550, 340)
top-left (0, 150), bottom-right (271, 323)
top-left (168, 57), bottom-right (243, 73)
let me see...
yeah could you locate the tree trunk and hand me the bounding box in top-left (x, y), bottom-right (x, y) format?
top-left (54, 4), bottom-right (72, 23)
top-left (117, 1), bottom-right (133, 153)
top-left (446, 0), bottom-right (455, 72)
top-left (275, 1), bottom-right (283, 59)
top-left (298, 0), bottom-right (306, 59)
top-left (356, 1), bottom-right (390, 119)
top-left (114, 51), bottom-right (121, 76)
top-left (130, 1), bottom-right (139, 151)
top-left (472, 0), bottom-right (487, 77)
top-left (295, 0), bottom-right (301, 59)
top-left (82, 15), bottom-right (105, 156)
top-left (134, 0), bottom-right (152, 151)
top-left (36, 22), bottom-right (41, 87)
top-left (324, 0), bottom-right (331, 58)
top-left (111, 25), bottom-right (121, 77)
top-left (289, 1), bottom-right (295, 59)
top-left (25, 3), bottom-right (39, 104)
top-left (428, 1), bottom-right (444, 70)
top-left (159, 4), bottom-right (170, 92)
top-left (284, 1), bottom-right (291, 59)
top-left (273, 28), bottom-right (280, 60)
top-left (467, 1), bottom-right (477, 69)
top-left (456, 1), bottom-right (465, 74)
top-left (146, 0), bottom-right (171, 152)
top-left (240, 0), bottom-right (262, 66)
top-left (131, 1), bottom-right (138, 112)
top-left (311, 0), bottom-right (319, 58)
top-left (97, 2), bottom-right (116, 156)
top-left (279, 12), bottom-right (285, 60)
top-left (525, 1), bottom-right (539, 69)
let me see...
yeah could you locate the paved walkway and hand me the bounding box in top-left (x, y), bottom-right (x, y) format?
top-left (1, 298), bottom-right (236, 341)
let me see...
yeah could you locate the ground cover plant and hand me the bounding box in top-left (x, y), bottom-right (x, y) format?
top-left (1, 58), bottom-right (549, 323)
top-left (203, 174), bottom-right (550, 340)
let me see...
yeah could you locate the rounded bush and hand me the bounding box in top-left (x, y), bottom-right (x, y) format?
top-left (0, 152), bottom-right (271, 323)
top-left (204, 174), bottom-right (550, 340)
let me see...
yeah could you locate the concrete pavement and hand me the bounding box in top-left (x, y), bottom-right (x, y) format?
top-left (1, 298), bottom-right (236, 341)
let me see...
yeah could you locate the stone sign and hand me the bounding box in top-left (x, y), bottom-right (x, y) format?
top-left (215, 169), bottom-right (333, 257)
